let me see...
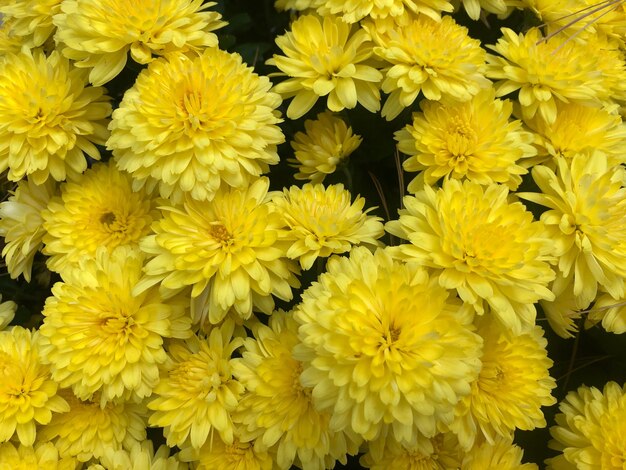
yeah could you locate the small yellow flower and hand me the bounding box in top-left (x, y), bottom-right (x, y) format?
top-left (0, 295), bottom-right (16, 331)
top-left (289, 111), bottom-right (362, 184)
top-left (540, 273), bottom-right (587, 339)
top-left (98, 441), bottom-right (187, 470)
top-left (0, 18), bottom-right (27, 54)
top-left (586, 282), bottom-right (626, 334)
top-left (395, 87), bottom-right (536, 192)
top-left (268, 14), bottom-right (383, 119)
top-left (313, 0), bottom-right (454, 22)
top-left (0, 0), bottom-right (62, 46)
top-left (460, 0), bottom-right (510, 20)
top-left (53, 0), bottom-right (225, 85)
top-left (0, 441), bottom-right (77, 470)
top-left (461, 436), bottom-right (538, 469)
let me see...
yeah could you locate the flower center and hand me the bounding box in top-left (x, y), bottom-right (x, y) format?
top-left (446, 118), bottom-right (477, 166)
top-left (100, 211), bottom-right (117, 225)
top-left (210, 223), bottom-right (233, 245)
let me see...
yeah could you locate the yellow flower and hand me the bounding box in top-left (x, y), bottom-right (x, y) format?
top-left (0, 296), bottom-right (16, 331)
top-left (289, 111), bottom-right (362, 184)
top-left (520, 154), bottom-right (626, 306)
top-left (460, 0), bottom-right (510, 20)
top-left (98, 441), bottom-right (187, 470)
top-left (294, 247), bottom-right (482, 443)
top-left (271, 183), bottom-right (384, 270)
top-left (0, 441), bottom-right (77, 470)
top-left (373, 15), bottom-right (490, 120)
top-left (53, 0), bottom-right (225, 86)
top-left (0, 18), bottom-right (27, 54)
top-left (137, 178), bottom-right (300, 325)
top-left (0, 179), bottom-right (57, 281)
top-left (147, 322), bottom-right (244, 449)
top-left (109, 49), bottom-right (284, 203)
top-left (451, 315), bottom-right (556, 449)
top-left (540, 273), bottom-right (587, 339)
top-left (232, 312), bottom-right (361, 470)
top-left (39, 389), bottom-right (147, 462)
top-left (0, 0), bottom-right (61, 46)
top-left (267, 14), bottom-right (383, 119)
top-left (386, 179), bottom-right (555, 334)
top-left (0, 327), bottom-right (69, 447)
top-left (547, 381), bottom-right (626, 469)
top-left (586, 282), bottom-right (626, 334)
top-left (0, 48), bottom-right (111, 184)
top-left (313, 0), bottom-right (454, 22)
top-left (461, 436), bottom-right (538, 469)
top-left (395, 87), bottom-right (536, 192)
top-left (39, 248), bottom-right (191, 405)
top-left (42, 160), bottom-right (157, 276)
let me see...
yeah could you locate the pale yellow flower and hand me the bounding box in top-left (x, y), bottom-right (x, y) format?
top-left (540, 272), bottom-right (587, 339)
top-left (313, 0), bottom-right (454, 22)
top-left (586, 282), bottom-right (626, 334)
top-left (98, 441), bottom-right (188, 470)
top-left (0, 296), bottom-right (15, 331)
top-left (0, 0), bottom-right (62, 46)
top-left (460, 0), bottom-right (510, 20)
top-left (0, 441), bottom-right (77, 470)
top-left (461, 436), bottom-right (538, 469)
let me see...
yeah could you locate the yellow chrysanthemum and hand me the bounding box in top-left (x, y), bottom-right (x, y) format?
top-left (148, 323), bottom-right (244, 449)
top-left (460, 0), bottom-right (510, 20)
top-left (0, 18), bottom-right (25, 54)
top-left (372, 15), bottom-right (490, 120)
top-left (585, 282), bottom-right (626, 334)
top-left (485, 27), bottom-right (615, 124)
top-left (395, 87), bottom-right (536, 192)
top-left (271, 183), bottom-right (384, 270)
top-left (294, 247), bottom-right (482, 443)
top-left (0, 326), bottom-right (69, 447)
top-left (42, 160), bottom-right (157, 276)
top-left (0, 441), bottom-right (77, 470)
top-left (0, 295), bottom-right (16, 331)
top-left (98, 441), bottom-right (187, 470)
top-left (386, 179), bottom-right (555, 334)
top-left (520, 154), bottom-right (626, 306)
top-left (0, 178), bottom-right (57, 281)
top-left (0, 0), bottom-right (61, 47)
top-left (451, 315), bottom-right (556, 449)
top-left (109, 49), bottom-right (284, 203)
top-left (39, 389), bottom-right (147, 462)
top-left (312, 0), bottom-right (454, 22)
top-left (267, 14), bottom-right (383, 119)
top-left (289, 111), bottom-right (362, 184)
top-left (137, 177), bottom-right (299, 325)
top-left (461, 436), bottom-right (538, 469)
top-left (53, 0), bottom-right (225, 86)
top-left (0, 48), bottom-right (111, 184)
top-left (540, 273), bottom-right (587, 339)
top-left (547, 381), bottom-right (626, 469)
top-left (233, 312), bottom-right (361, 470)
top-left (39, 248), bottom-right (191, 405)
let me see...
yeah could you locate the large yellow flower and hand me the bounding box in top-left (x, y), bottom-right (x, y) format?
top-left (147, 323), bottom-right (244, 449)
top-left (271, 183), bottom-right (384, 270)
top-left (109, 49), bottom-right (284, 203)
top-left (0, 48), bottom-right (111, 184)
top-left (137, 177), bottom-right (300, 325)
top-left (395, 87), bottom-right (536, 192)
top-left (233, 312), bottom-right (361, 470)
top-left (313, 0), bottom-right (454, 22)
top-left (42, 160), bottom-right (157, 276)
top-left (267, 14), bottom-right (383, 119)
top-left (294, 247), bottom-right (482, 443)
top-left (53, 0), bottom-right (225, 86)
top-left (520, 154), bottom-right (626, 306)
top-left (0, 327), bottom-right (69, 447)
top-left (0, 178), bottom-right (57, 281)
top-left (0, 441), bottom-right (77, 470)
top-left (373, 15), bottom-right (490, 120)
top-left (451, 315), bottom-right (556, 449)
top-left (39, 248), bottom-right (191, 405)
top-left (0, 0), bottom-right (62, 46)
top-left (547, 381), bottom-right (626, 469)
top-left (386, 179), bottom-right (555, 334)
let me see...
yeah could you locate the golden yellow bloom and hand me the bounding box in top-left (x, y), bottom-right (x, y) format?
top-left (395, 88), bottom-right (536, 192)
top-left (268, 14), bottom-right (382, 119)
top-left (373, 15), bottom-right (489, 120)
top-left (460, 0), bottom-right (510, 20)
top-left (0, 0), bottom-right (61, 46)
top-left (547, 381), bottom-right (626, 469)
top-left (461, 436), bottom-right (538, 469)
top-left (520, 154), bottom-right (626, 307)
top-left (0, 295), bottom-right (16, 331)
top-left (0, 441), bottom-right (77, 470)
top-left (586, 282), bottom-right (626, 334)
top-left (451, 315), bottom-right (556, 449)
top-left (148, 323), bottom-right (243, 449)
top-left (233, 312), bottom-right (361, 470)
top-left (0, 326), bottom-right (69, 447)
top-left (540, 273), bottom-right (586, 339)
top-left (0, 18), bottom-right (26, 54)
top-left (53, 0), bottom-right (225, 86)
top-left (42, 160), bottom-right (157, 276)
top-left (39, 248), bottom-right (191, 404)
top-left (387, 179), bottom-right (555, 334)
top-left (138, 178), bottom-right (299, 325)
top-left (0, 48), bottom-right (111, 184)
top-left (289, 111), bottom-right (362, 184)
top-left (271, 183), bottom-right (384, 270)
top-left (294, 247), bottom-right (482, 443)
top-left (40, 389), bottom-right (147, 462)
top-left (313, 0), bottom-right (454, 22)
top-left (0, 179), bottom-right (57, 281)
top-left (109, 48), bottom-right (284, 203)
top-left (98, 441), bottom-right (187, 470)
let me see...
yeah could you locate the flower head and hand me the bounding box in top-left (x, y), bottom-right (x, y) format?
top-left (272, 183), bottom-right (384, 269)
top-left (585, 282), bottom-right (626, 334)
top-left (461, 436), bottom-right (538, 469)
top-left (0, 0), bottom-right (62, 46)
top-left (373, 15), bottom-right (490, 120)
top-left (386, 179), bottom-right (555, 334)
top-left (109, 49), bottom-right (284, 203)
top-left (53, 0), bottom-right (225, 85)
top-left (98, 441), bottom-right (187, 470)
top-left (294, 247), bottom-right (482, 443)
top-left (0, 441), bottom-right (77, 470)
top-left (268, 14), bottom-right (382, 119)
top-left (0, 48), bottom-right (111, 184)
top-left (313, 0), bottom-right (454, 22)
top-left (0, 18), bottom-right (29, 54)
top-left (460, 0), bottom-right (510, 20)
top-left (289, 111), bottom-right (362, 184)
top-left (540, 273), bottom-right (587, 339)
top-left (395, 87), bottom-right (536, 192)
top-left (179, 432), bottom-right (273, 470)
